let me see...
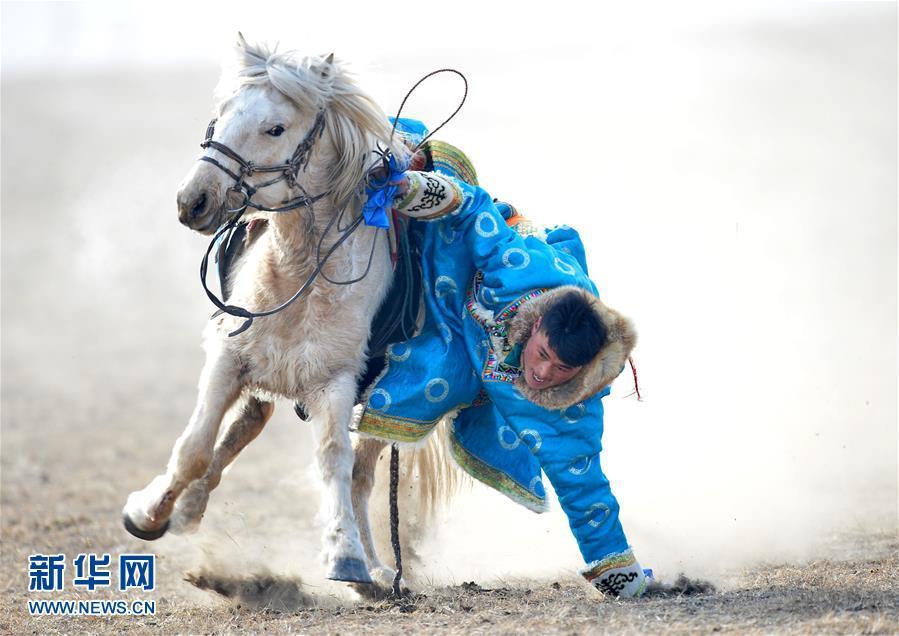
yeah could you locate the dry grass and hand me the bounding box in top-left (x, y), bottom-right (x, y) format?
top-left (2, 513), bottom-right (896, 635)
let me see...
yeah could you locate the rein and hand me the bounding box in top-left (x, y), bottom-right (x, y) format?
top-left (196, 108), bottom-right (354, 336)
top-left (199, 207), bottom-right (363, 336)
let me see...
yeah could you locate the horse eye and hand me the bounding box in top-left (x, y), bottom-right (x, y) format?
top-left (267, 125), bottom-right (285, 137)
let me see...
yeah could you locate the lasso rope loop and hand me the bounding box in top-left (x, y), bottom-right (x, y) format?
top-left (388, 68), bottom-right (468, 152)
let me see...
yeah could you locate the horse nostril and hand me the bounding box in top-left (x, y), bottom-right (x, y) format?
top-left (191, 192), bottom-right (208, 218)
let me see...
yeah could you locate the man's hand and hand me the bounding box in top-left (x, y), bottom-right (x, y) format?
top-left (581, 550), bottom-right (649, 599)
top-left (391, 149), bottom-right (429, 199)
top-left (593, 564), bottom-right (648, 598)
top-left (389, 172), bottom-right (409, 198)
top-left (362, 150), bottom-right (414, 228)
top-left (366, 156), bottom-right (415, 199)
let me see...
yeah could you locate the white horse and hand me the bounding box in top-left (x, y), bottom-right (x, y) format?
top-left (122, 36), bottom-right (434, 584)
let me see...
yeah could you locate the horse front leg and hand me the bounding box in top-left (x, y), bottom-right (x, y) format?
top-left (308, 372), bottom-right (372, 584)
top-left (122, 345), bottom-right (242, 540)
top-left (169, 396), bottom-right (274, 534)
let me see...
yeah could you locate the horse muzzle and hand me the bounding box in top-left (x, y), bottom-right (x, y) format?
top-left (177, 185), bottom-right (223, 235)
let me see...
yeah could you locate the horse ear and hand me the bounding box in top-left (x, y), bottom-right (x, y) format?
top-left (320, 53), bottom-right (335, 78)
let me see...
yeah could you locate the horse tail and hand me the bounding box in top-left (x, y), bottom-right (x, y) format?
top-left (405, 415), bottom-right (462, 516)
top-left (367, 414), bottom-right (466, 578)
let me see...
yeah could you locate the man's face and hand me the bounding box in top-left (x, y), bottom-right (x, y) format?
top-left (520, 317), bottom-right (583, 390)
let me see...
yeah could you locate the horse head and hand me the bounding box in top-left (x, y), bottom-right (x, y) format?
top-left (177, 34), bottom-right (402, 235)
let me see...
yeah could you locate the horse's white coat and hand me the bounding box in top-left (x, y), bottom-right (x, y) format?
top-left (123, 36), bottom-right (409, 576)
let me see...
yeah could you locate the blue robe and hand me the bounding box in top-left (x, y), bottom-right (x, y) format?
top-left (359, 121), bottom-right (638, 574)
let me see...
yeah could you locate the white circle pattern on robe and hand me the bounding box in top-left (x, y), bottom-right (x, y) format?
top-left (475, 212), bottom-right (499, 238)
top-left (387, 343), bottom-right (412, 362)
top-left (519, 429), bottom-right (542, 454)
top-left (529, 476), bottom-right (546, 498)
top-left (435, 275), bottom-right (458, 298)
top-left (497, 425), bottom-right (521, 450)
top-left (554, 256), bottom-right (576, 275)
top-left (438, 323), bottom-right (453, 344)
top-left (585, 502), bottom-right (611, 528)
top-left (568, 455), bottom-right (593, 475)
top-left (438, 221), bottom-right (456, 244)
top-left (502, 247), bottom-right (531, 270)
top-left (478, 284), bottom-right (496, 306)
top-left (563, 402), bottom-right (586, 423)
top-left (424, 378), bottom-right (449, 402)
top-left (368, 388), bottom-right (392, 411)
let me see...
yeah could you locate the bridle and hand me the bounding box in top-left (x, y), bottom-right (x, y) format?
top-left (199, 109), bottom-right (329, 214)
top-left (197, 108), bottom-right (357, 337)
top-left (193, 68), bottom-right (468, 339)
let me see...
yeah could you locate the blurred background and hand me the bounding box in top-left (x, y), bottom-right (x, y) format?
top-left (2, 0), bottom-right (895, 591)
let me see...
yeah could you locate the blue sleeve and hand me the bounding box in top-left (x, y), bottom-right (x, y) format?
top-left (485, 381), bottom-right (630, 564)
top-left (446, 180), bottom-right (596, 310)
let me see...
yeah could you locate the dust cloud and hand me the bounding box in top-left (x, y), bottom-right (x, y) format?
top-left (2, 2), bottom-right (894, 602)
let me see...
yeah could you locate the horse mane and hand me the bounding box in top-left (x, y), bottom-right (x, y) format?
top-left (219, 35), bottom-right (407, 211)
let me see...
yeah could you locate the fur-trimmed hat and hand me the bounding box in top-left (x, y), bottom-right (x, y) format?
top-left (506, 286), bottom-right (637, 410)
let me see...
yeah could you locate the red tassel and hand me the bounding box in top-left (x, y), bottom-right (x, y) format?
top-left (627, 356), bottom-right (642, 401)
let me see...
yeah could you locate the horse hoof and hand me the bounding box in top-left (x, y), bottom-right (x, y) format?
top-left (327, 557), bottom-right (373, 584)
top-left (122, 513), bottom-right (170, 541)
top-left (370, 565), bottom-right (399, 588)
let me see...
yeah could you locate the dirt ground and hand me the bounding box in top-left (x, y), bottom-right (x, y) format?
top-left (2, 484), bottom-right (897, 636)
top-left (2, 33), bottom-right (897, 635)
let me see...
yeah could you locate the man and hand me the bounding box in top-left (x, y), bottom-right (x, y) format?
top-left (356, 125), bottom-right (648, 598)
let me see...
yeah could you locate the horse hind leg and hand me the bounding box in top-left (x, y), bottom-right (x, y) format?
top-left (308, 372), bottom-right (372, 584)
top-left (122, 347), bottom-right (241, 540)
top-left (351, 435), bottom-right (397, 588)
top-left (170, 396), bottom-right (274, 534)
